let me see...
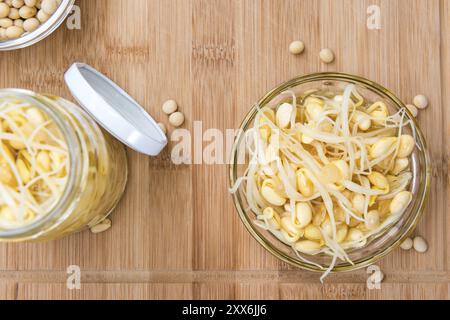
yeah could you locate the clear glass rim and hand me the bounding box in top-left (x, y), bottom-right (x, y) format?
top-left (0, 0), bottom-right (75, 51)
top-left (0, 89), bottom-right (81, 240)
top-left (229, 72), bottom-right (431, 273)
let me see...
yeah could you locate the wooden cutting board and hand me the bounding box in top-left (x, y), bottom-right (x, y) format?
top-left (0, 0), bottom-right (448, 300)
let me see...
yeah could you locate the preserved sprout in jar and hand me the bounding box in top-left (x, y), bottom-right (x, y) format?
top-left (0, 89), bottom-right (128, 241)
top-left (0, 95), bottom-right (69, 229)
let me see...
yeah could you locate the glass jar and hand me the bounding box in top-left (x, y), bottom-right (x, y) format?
top-left (0, 0), bottom-right (75, 51)
top-left (0, 89), bottom-right (128, 241)
top-left (0, 63), bottom-right (166, 242)
top-left (229, 72), bottom-right (431, 273)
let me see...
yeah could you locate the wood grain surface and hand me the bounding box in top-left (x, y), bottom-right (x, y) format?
top-left (0, 0), bottom-right (449, 300)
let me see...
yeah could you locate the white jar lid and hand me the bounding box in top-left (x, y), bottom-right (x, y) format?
top-left (64, 63), bottom-right (167, 156)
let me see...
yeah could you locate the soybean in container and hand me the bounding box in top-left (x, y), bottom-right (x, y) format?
top-left (0, 0), bottom-right (75, 50)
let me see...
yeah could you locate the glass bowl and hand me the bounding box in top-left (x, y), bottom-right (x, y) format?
top-left (0, 0), bottom-right (75, 51)
top-left (229, 72), bottom-right (431, 273)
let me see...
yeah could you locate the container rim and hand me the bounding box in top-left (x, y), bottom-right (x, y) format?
top-left (229, 72), bottom-right (431, 273)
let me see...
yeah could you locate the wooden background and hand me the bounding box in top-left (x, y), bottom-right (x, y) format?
top-left (0, 0), bottom-right (448, 300)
